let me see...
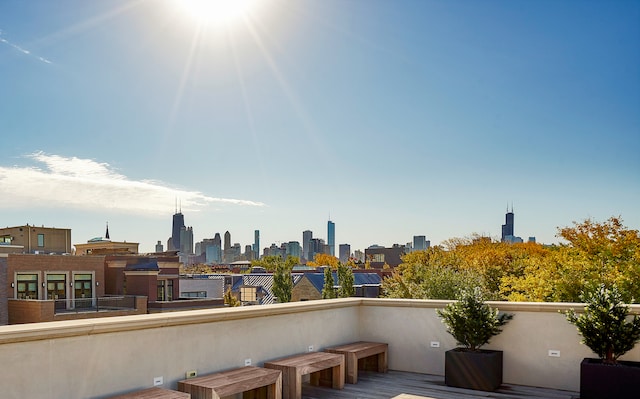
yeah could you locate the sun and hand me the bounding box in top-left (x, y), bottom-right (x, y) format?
top-left (172, 0), bottom-right (258, 27)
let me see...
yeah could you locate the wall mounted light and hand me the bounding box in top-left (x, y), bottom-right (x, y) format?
top-left (42, 282), bottom-right (46, 287)
top-left (11, 282), bottom-right (15, 288)
top-left (96, 282), bottom-right (100, 286)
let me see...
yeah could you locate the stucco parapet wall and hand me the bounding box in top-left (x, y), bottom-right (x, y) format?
top-left (3, 298), bottom-right (640, 346)
top-left (361, 298), bottom-right (640, 314)
top-left (0, 298), bottom-right (363, 345)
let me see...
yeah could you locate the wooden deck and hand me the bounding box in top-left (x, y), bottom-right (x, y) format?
top-left (300, 370), bottom-right (579, 399)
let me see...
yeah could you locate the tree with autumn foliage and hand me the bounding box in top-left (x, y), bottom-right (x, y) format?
top-left (382, 246), bottom-right (487, 300)
top-left (502, 217), bottom-right (640, 302)
top-left (307, 253), bottom-right (340, 269)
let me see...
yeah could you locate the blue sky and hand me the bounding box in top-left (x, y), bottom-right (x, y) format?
top-left (1, 0), bottom-right (639, 253)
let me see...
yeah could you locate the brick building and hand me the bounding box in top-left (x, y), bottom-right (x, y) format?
top-left (0, 225), bottom-right (72, 254)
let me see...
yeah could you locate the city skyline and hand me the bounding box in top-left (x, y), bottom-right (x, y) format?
top-left (1, 1), bottom-right (638, 253)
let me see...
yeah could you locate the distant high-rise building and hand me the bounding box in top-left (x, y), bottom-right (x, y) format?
top-left (327, 220), bottom-right (335, 257)
top-left (180, 226), bottom-right (193, 255)
top-left (170, 210), bottom-right (185, 251)
top-left (245, 245), bottom-right (254, 261)
top-left (302, 230), bottom-right (312, 262)
top-left (285, 241), bottom-right (301, 259)
top-left (501, 206), bottom-right (523, 243)
top-left (339, 244), bottom-right (350, 263)
top-left (224, 231), bottom-right (231, 251)
top-left (155, 240), bottom-right (163, 253)
top-left (207, 233), bottom-right (222, 263)
top-left (501, 206), bottom-right (514, 242)
top-left (309, 238), bottom-right (326, 262)
top-left (412, 236), bottom-right (430, 252)
top-left (253, 230), bottom-right (260, 259)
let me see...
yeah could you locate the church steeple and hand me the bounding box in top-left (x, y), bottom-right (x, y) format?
top-left (105, 222), bottom-right (110, 240)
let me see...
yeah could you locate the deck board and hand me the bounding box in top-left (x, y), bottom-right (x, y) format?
top-left (300, 370), bottom-right (579, 399)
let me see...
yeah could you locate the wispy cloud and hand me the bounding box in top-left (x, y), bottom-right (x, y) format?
top-left (0, 152), bottom-right (265, 214)
top-left (0, 29), bottom-right (53, 64)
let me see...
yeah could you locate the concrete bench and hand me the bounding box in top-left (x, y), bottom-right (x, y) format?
top-left (263, 352), bottom-right (344, 399)
top-left (106, 387), bottom-right (190, 399)
top-left (324, 341), bottom-right (388, 384)
top-left (177, 366), bottom-right (282, 399)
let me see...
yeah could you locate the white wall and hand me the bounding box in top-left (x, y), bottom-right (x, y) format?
top-left (358, 299), bottom-right (640, 392)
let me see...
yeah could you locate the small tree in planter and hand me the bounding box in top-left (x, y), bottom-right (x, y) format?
top-left (565, 284), bottom-right (640, 399)
top-left (437, 287), bottom-right (513, 391)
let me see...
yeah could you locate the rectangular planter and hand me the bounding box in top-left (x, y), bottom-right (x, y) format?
top-left (580, 358), bottom-right (640, 399)
top-left (444, 349), bottom-right (503, 391)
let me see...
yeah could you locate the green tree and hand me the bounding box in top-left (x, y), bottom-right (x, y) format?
top-left (271, 255), bottom-right (298, 303)
top-left (337, 263), bottom-right (355, 298)
top-left (251, 255), bottom-right (282, 272)
top-left (382, 247), bottom-right (486, 300)
top-left (437, 288), bottom-right (513, 351)
top-left (558, 217), bottom-right (640, 302)
top-left (566, 284), bottom-right (640, 363)
top-left (322, 267), bottom-right (336, 299)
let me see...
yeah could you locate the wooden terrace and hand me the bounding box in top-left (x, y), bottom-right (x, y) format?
top-left (300, 370), bottom-right (579, 399)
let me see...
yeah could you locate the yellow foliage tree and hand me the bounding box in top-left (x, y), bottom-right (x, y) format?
top-left (307, 253), bottom-right (340, 269)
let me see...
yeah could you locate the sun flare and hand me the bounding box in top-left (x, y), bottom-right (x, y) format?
top-left (173, 0), bottom-right (258, 27)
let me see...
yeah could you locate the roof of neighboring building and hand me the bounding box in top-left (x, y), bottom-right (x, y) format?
top-left (303, 272), bottom-right (382, 292)
top-left (124, 261), bottom-right (159, 271)
top-left (231, 273), bottom-right (304, 304)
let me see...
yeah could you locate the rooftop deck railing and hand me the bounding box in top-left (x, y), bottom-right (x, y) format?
top-left (53, 295), bottom-right (139, 314)
top-left (0, 298), bottom-right (638, 399)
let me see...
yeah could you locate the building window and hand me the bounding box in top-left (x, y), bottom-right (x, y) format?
top-left (372, 253), bottom-right (385, 263)
top-left (37, 234), bottom-right (45, 247)
top-left (182, 291), bottom-right (207, 298)
top-left (167, 280), bottom-right (173, 301)
top-left (47, 274), bottom-right (67, 310)
top-left (0, 235), bottom-right (11, 244)
top-left (74, 273), bottom-right (93, 308)
top-left (16, 274), bottom-right (39, 299)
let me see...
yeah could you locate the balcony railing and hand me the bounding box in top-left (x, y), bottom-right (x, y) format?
top-left (54, 295), bottom-right (139, 314)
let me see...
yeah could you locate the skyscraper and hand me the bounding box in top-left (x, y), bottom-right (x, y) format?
top-left (327, 220), bottom-right (335, 257)
top-left (224, 231), bottom-right (231, 251)
top-left (302, 230), bottom-right (312, 262)
top-left (253, 230), bottom-right (260, 259)
top-left (180, 226), bottom-right (193, 255)
top-left (501, 206), bottom-right (515, 242)
top-left (170, 211), bottom-right (185, 252)
top-left (412, 236), bottom-right (430, 252)
top-left (339, 244), bottom-right (350, 263)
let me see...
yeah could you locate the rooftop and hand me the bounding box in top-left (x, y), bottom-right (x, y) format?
top-left (0, 298), bottom-right (637, 398)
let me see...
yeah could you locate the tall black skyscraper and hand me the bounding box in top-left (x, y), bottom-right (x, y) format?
top-left (501, 206), bottom-right (514, 242)
top-left (224, 231), bottom-right (231, 251)
top-left (170, 211), bottom-right (185, 251)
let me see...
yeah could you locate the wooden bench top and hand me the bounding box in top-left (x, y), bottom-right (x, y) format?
top-left (177, 366), bottom-right (281, 398)
top-left (106, 387), bottom-right (190, 399)
top-left (324, 341), bottom-right (388, 384)
top-left (263, 351), bottom-right (343, 373)
top-left (264, 352), bottom-right (345, 399)
top-left (325, 341), bottom-right (388, 356)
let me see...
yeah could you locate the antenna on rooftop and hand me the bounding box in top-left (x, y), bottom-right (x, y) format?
top-left (105, 222), bottom-right (110, 240)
